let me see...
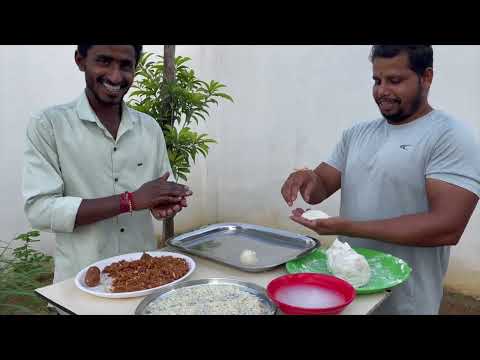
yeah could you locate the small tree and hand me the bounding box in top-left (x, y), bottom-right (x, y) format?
top-left (128, 47), bottom-right (233, 243)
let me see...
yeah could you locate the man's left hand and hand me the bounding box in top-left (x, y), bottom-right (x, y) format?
top-left (289, 208), bottom-right (349, 235)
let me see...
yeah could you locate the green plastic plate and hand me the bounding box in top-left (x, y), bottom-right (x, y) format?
top-left (285, 247), bottom-right (412, 294)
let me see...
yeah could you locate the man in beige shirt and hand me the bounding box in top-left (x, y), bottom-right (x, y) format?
top-left (22, 45), bottom-right (192, 283)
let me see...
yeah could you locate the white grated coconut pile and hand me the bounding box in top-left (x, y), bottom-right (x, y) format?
top-left (143, 284), bottom-right (271, 315)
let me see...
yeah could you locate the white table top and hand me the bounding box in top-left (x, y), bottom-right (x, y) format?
top-left (35, 248), bottom-right (390, 315)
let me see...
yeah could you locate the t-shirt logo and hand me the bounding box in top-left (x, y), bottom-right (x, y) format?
top-left (400, 144), bottom-right (413, 151)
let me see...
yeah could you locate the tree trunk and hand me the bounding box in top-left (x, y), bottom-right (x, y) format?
top-left (163, 45), bottom-right (176, 86)
top-left (162, 216), bottom-right (175, 246)
top-left (162, 45), bottom-right (176, 246)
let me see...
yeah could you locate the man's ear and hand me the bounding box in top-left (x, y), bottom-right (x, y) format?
top-left (422, 67), bottom-right (433, 87)
top-left (74, 50), bottom-right (86, 72)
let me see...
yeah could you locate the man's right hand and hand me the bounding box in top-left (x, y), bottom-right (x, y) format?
top-left (281, 169), bottom-right (321, 206)
top-left (133, 172), bottom-right (193, 211)
top-left (151, 197), bottom-right (188, 220)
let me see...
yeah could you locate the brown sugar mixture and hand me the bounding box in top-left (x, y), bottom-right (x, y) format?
top-left (101, 252), bottom-right (189, 293)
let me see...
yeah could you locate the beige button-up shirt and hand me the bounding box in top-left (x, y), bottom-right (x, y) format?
top-left (23, 91), bottom-right (172, 282)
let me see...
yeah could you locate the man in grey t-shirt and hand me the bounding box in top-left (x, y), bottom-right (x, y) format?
top-left (281, 45), bottom-right (480, 315)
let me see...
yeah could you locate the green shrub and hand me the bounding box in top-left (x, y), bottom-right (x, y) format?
top-left (0, 231), bottom-right (54, 315)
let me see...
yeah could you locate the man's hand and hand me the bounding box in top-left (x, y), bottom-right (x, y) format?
top-left (281, 163), bottom-right (341, 207)
top-left (151, 197), bottom-right (188, 220)
top-left (133, 172), bottom-right (192, 211)
top-left (290, 177), bottom-right (479, 247)
top-left (289, 208), bottom-right (349, 235)
top-left (281, 169), bottom-right (321, 206)
top-left (74, 172), bottom-right (193, 228)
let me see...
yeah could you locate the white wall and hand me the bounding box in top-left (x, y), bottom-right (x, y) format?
top-left (0, 45), bottom-right (85, 254)
top-left (1, 45), bottom-right (479, 296)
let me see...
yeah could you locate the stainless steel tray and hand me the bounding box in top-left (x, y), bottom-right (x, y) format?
top-left (135, 278), bottom-right (277, 315)
top-left (167, 223), bottom-right (319, 272)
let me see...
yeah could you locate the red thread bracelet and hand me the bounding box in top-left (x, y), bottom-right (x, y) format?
top-left (127, 192), bottom-right (135, 212)
top-left (120, 192), bottom-right (134, 215)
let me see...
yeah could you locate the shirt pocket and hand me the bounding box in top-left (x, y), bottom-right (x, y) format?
top-left (129, 156), bottom-right (151, 190)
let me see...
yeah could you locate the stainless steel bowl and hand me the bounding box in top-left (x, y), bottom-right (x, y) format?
top-left (135, 278), bottom-right (277, 315)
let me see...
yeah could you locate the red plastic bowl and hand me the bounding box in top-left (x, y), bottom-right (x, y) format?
top-left (266, 273), bottom-right (356, 315)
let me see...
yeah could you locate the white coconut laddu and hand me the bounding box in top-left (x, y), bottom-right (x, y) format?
top-left (240, 249), bottom-right (258, 265)
top-left (301, 209), bottom-right (330, 220)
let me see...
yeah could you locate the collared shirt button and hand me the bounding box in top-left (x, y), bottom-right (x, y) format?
top-left (113, 147), bottom-right (117, 152)
top-left (114, 178), bottom-right (118, 182)
top-left (120, 228), bottom-right (125, 232)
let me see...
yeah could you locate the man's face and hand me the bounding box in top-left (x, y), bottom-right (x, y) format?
top-left (75, 45), bottom-right (136, 106)
top-left (372, 52), bottom-right (431, 123)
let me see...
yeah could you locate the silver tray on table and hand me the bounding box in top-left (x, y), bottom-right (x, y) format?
top-left (167, 223), bottom-right (319, 272)
top-left (135, 278), bottom-right (277, 315)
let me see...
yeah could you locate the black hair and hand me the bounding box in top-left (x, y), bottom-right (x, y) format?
top-left (369, 45), bottom-right (433, 76)
top-left (77, 45), bottom-right (143, 65)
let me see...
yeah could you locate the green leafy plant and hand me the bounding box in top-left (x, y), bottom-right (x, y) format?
top-left (128, 53), bottom-right (233, 182)
top-left (0, 231), bottom-right (54, 315)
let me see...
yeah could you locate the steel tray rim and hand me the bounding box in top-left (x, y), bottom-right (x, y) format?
top-left (135, 277), bottom-right (277, 315)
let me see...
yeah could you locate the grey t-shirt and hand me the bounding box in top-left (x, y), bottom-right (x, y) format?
top-left (326, 110), bottom-right (480, 315)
